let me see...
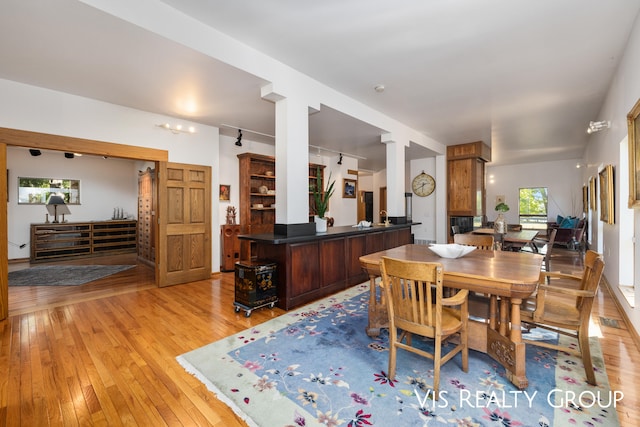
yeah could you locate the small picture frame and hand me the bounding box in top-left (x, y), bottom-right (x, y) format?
top-left (582, 185), bottom-right (588, 214)
top-left (219, 184), bottom-right (230, 201)
top-left (599, 165), bottom-right (614, 224)
top-left (343, 178), bottom-right (357, 198)
top-left (589, 176), bottom-right (597, 210)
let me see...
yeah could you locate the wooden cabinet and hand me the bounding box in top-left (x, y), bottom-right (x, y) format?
top-left (221, 224), bottom-right (241, 271)
top-left (137, 167), bottom-right (156, 265)
top-left (238, 153), bottom-right (276, 260)
top-left (31, 220), bottom-right (137, 262)
top-left (250, 225), bottom-right (413, 310)
top-left (238, 152), bottom-right (324, 260)
top-left (447, 141), bottom-right (491, 217)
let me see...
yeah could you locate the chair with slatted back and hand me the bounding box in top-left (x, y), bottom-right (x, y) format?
top-left (380, 256), bottom-right (469, 400)
top-left (521, 228), bottom-right (558, 279)
top-left (521, 250), bottom-right (605, 385)
top-left (453, 233), bottom-right (494, 250)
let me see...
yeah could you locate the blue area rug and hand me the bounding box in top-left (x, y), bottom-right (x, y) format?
top-left (177, 283), bottom-right (621, 426)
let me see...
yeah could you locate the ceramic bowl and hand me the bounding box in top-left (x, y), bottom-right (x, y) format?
top-left (429, 243), bottom-right (476, 259)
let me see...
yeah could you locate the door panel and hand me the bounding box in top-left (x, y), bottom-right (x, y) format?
top-left (158, 162), bottom-right (211, 287)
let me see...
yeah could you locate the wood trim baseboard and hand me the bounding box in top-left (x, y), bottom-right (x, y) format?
top-left (8, 258), bottom-right (30, 264)
top-left (602, 276), bottom-right (640, 353)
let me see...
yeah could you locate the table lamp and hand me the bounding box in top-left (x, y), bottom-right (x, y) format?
top-left (46, 194), bottom-right (71, 223)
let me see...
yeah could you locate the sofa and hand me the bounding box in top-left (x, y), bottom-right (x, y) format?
top-left (547, 216), bottom-right (587, 251)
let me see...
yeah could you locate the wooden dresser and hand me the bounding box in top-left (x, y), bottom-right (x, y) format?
top-left (30, 220), bottom-right (137, 262)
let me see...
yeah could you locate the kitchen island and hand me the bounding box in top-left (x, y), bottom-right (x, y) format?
top-left (238, 223), bottom-right (416, 310)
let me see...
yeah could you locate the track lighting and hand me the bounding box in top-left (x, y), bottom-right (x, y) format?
top-left (337, 153), bottom-right (343, 165)
top-left (156, 123), bottom-right (196, 134)
top-left (587, 120), bottom-right (610, 134)
top-left (235, 129), bottom-right (243, 147)
top-left (64, 152), bottom-right (74, 159)
top-left (29, 149), bottom-right (41, 156)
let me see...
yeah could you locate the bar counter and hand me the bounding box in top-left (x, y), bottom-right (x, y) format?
top-left (238, 222), bottom-right (417, 310)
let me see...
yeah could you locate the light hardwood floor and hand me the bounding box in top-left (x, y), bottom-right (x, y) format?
top-left (1, 249), bottom-right (638, 426)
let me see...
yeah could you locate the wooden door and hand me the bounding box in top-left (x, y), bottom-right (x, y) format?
top-left (379, 186), bottom-right (387, 221)
top-left (157, 162), bottom-right (211, 287)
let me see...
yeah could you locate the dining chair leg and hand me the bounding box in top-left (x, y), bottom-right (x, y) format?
top-left (388, 328), bottom-right (398, 380)
top-left (579, 328), bottom-right (597, 385)
top-left (433, 335), bottom-right (442, 400)
top-left (461, 316), bottom-right (469, 372)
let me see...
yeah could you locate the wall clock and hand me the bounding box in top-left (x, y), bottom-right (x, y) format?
top-left (412, 171), bottom-right (435, 197)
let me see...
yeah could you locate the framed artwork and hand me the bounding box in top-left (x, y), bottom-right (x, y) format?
top-left (589, 176), bottom-right (597, 210)
top-left (599, 165), bottom-right (614, 224)
top-left (219, 184), bottom-right (230, 201)
top-left (343, 178), bottom-right (357, 198)
top-left (582, 185), bottom-right (588, 214)
top-left (628, 97), bottom-right (640, 208)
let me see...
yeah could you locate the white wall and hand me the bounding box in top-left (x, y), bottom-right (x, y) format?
top-left (7, 147), bottom-right (139, 259)
top-left (585, 10), bottom-right (640, 332)
top-left (0, 78), bottom-right (221, 271)
top-left (486, 159), bottom-right (584, 226)
top-left (409, 157), bottom-right (438, 243)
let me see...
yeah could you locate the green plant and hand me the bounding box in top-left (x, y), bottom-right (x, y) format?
top-left (312, 166), bottom-right (335, 218)
top-left (495, 202), bottom-right (510, 212)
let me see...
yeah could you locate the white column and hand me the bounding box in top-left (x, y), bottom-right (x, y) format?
top-left (435, 154), bottom-right (447, 243)
top-left (382, 133), bottom-right (406, 219)
top-left (262, 86), bottom-right (310, 225)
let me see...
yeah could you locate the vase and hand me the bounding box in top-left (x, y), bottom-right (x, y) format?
top-left (315, 216), bottom-right (327, 233)
top-left (494, 213), bottom-right (507, 234)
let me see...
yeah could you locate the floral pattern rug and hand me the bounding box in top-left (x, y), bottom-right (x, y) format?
top-left (177, 283), bottom-right (620, 427)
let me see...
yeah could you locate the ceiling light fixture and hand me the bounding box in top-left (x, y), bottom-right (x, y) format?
top-left (374, 84), bottom-right (385, 93)
top-left (308, 144), bottom-right (367, 160)
top-left (235, 129), bottom-right (243, 147)
top-left (586, 120), bottom-right (610, 134)
top-left (221, 123), bottom-right (275, 139)
top-left (156, 123), bottom-right (196, 134)
top-left (29, 149), bottom-right (41, 156)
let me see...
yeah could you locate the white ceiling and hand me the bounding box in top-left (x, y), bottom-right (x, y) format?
top-left (1, 0), bottom-right (639, 171)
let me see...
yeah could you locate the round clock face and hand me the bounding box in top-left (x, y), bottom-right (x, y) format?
top-left (412, 173), bottom-right (435, 197)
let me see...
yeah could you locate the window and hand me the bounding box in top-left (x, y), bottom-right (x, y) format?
top-left (519, 187), bottom-right (547, 230)
top-left (18, 177), bottom-right (80, 205)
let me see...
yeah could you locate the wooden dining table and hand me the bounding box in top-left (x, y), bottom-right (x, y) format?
top-left (359, 244), bottom-right (544, 389)
top-left (472, 228), bottom-right (540, 252)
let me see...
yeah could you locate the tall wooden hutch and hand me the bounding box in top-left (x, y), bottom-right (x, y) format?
top-left (447, 141), bottom-right (491, 239)
top-left (238, 152), bottom-right (324, 260)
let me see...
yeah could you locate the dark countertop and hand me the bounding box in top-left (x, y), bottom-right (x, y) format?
top-left (238, 222), bottom-right (420, 244)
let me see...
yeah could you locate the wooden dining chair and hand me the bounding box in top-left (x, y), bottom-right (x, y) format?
top-left (521, 250), bottom-right (605, 385)
top-left (380, 256), bottom-right (469, 400)
top-left (521, 228), bottom-right (558, 280)
top-left (453, 233), bottom-right (494, 250)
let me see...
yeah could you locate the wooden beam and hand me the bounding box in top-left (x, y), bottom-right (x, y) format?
top-left (0, 127), bottom-right (168, 161)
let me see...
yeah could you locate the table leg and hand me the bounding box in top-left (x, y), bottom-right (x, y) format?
top-left (366, 274), bottom-right (388, 337)
top-left (487, 297), bottom-right (529, 389)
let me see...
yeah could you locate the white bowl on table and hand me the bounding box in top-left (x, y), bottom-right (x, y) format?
top-left (429, 243), bottom-right (476, 259)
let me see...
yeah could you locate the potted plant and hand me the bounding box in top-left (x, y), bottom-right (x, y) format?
top-left (494, 202), bottom-right (509, 234)
top-left (312, 166), bottom-right (335, 232)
